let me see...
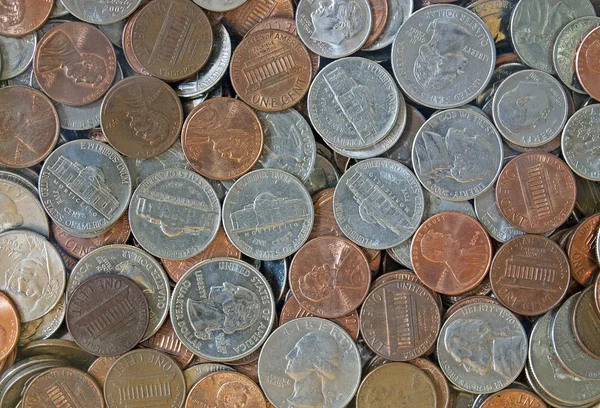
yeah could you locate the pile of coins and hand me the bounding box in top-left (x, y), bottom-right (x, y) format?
top-left (1, 0), bottom-right (600, 406)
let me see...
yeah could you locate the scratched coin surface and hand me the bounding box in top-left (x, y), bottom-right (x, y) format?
top-left (0, 0), bottom-right (52, 37)
top-left (480, 389), bottom-right (546, 408)
top-left (333, 158), bottom-right (424, 250)
top-left (568, 213), bottom-right (600, 286)
top-left (577, 26), bottom-right (600, 101)
top-left (171, 258), bottom-right (276, 362)
top-left (562, 104), bottom-right (600, 181)
top-left (258, 317), bottom-right (361, 408)
top-left (186, 371), bottom-right (266, 408)
top-left (222, 0), bottom-right (294, 37)
top-left (0, 179), bottom-right (49, 238)
top-left (60, 0), bottom-right (141, 24)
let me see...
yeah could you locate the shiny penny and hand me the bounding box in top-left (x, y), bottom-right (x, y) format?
top-left (362, 0), bottom-right (389, 48)
top-left (186, 372), bottom-right (266, 408)
top-left (222, 0), bottom-right (294, 37)
top-left (573, 287), bottom-right (600, 359)
top-left (0, 0), bottom-right (52, 37)
top-left (308, 188), bottom-right (344, 240)
top-left (0, 293), bottom-right (19, 361)
top-left (480, 389), bottom-right (546, 408)
top-left (567, 213), bottom-right (600, 286)
top-left (141, 320), bottom-right (195, 369)
top-left (577, 26), bottom-right (600, 101)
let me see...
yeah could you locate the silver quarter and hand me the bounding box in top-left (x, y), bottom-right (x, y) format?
top-left (381, 104), bottom-right (426, 169)
top-left (413, 109), bottom-right (503, 201)
top-left (19, 295), bottom-right (65, 345)
top-left (97, 20), bottom-right (125, 48)
top-left (0, 170), bottom-right (38, 196)
top-left (0, 179), bottom-right (48, 238)
top-left (60, 0), bottom-right (143, 24)
top-left (333, 158), bottom-right (424, 249)
top-left (193, 0), bottom-right (245, 11)
top-left (562, 104), bottom-right (600, 181)
top-left (391, 5), bottom-right (495, 109)
top-left (0, 33), bottom-right (36, 81)
top-left (296, 0), bottom-right (372, 58)
top-left (171, 257), bottom-right (276, 362)
top-left (308, 57), bottom-right (399, 150)
top-left (575, 175), bottom-right (600, 216)
top-left (474, 185), bottom-right (525, 243)
top-left (303, 154), bottom-right (339, 195)
top-left (258, 317), bottom-right (361, 408)
top-left (223, 169), bottom-right (314, 260)
top-left (129, 169), bottom-right (221, 260)
top-left (362, 0), bottom-right (413, 51)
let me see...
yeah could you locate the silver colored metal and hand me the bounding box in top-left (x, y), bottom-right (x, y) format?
top-left (192, 0), bottom-right (246, 11)
top-left (423, 189), bottom-right (475, 220)
top-left (260, 258), bottom-right (288, 304)
top-left (390, 239), bottom-right (413, 270)
top-left (97, 20), bottom-right (125, 48)
top-left (0, 170), bottom-right (38, 196)
top-left (60, 0), bottom-right (143, 24)
top-left (18, 296), bottom-right (65, 345)
top-left (0, 179), bottom-right (48, 237)
top-left (49, 0), bottom-right (71, 18)
top-left (474, 185), bottom-right (526, 243)
top-left (562, 104), bottom-right (600, 181)
top-left (0, 33), bottom-right (37, 81)
top-left (362, 0), bottom-right (413, 51)
top-left (303, 154), bottom-right (339, 195)
top-left (575, 175), bottom-right (600, 216)
top-left (381, 105), bottom-right (426, 169)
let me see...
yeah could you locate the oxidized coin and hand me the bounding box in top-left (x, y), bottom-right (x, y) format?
top-left (60, 0), bottom-right (141, 24)
top-left (104, 349), bottom-right (186, 408)
top-left (222, 0), bottom-right (294, 37)
top-left (573, 287), bottom-right (600, 359)
top-left (258, 317), bottom-right (361, 408)
top-left (391, 4), bottom-right (495, 109)
top-left (562, 104), bottom-right (600, 181)
top-left (18, 295), bottom-right (65, 345)
top-left (0, 292), bottom-right (18, 361)
top-left (223, 169), bottom-right (313, 260)
top-left (182, 97), bottom-right (263, 180)
top-left (141, 320), bottom-right (195, 369)
top-left (303, 154), bottom-right (340, 195)
top-left (186, 372), bottom-right (266, 408)
top-left (490, 234), bottom-right (570, 316)
top-left (309, 188), bottom-right (344, 240)
top-left (411, 212), bottom-right (492, 295)
top-left (66, 275), bottom-right (149, 356)
top-left (231, 30), bottom-right (312, 112)
top-left (437, 302), bottom-right (527, 393)
top-left (0, 230), bottom-right (65, 322)
top-left (0, 179), bottom-right (49, 238)
top-left (0, 0), bottom-right (52, 37)
top-left (333, 158), bottom-right (424, 249)
top-left (474, 185), bottom-right (526, 243)
top-left (480, 389), bottom-right (546, 408)
top-left (308, 57), bottom-right (399, 150)
top-left (130, 0), bottom-right (213, 82)
top-left (0, 33), bottom-right (36, 81)
top-left (577, 26), bottom-right (600, 101)
top-left (412, 109), bottom-right (503, 201)
top-left (290, 236), bottom-right (370, 318)
top-left (360, 279), bottom-right (440, 361)
top-left (129, 169), bottom-right (221, 260)
top-left (88, 355), bottom-right (120, 387)
top-left (0, 86), bottom-right (59, 168)
top-left (170, 258), bottom-right (276, 362)
top-left (34, 22), bottom-right (116, 106)
top-left (496, 153), bottom-right (576, 234)
top-left (567, 213), bottom-right (600, 286)
top-left (22, 367), bottom-right (104, 408)
top-left (101, 76), bottom-right (184, 159)
top-left (492, 70), bottom-right (568, 147)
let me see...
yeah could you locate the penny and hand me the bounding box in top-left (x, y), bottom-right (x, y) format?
top-left (490, 234), bottom-right (570, 316)
top-left (0, 360), bottom-right (67, 407)
top-left (381, 105), bottom-right (426, 169)
top-left (474, 185), bottom-right (526, 243)
top-left (60, 0), bottom-right (141, 24)
top-left (303, 154), bottom-right (340, 195)
top-left (22, 367), bottom-right (103, 408)
top-left (104, 349), bottom-right (186, 408)
top-left (0, 0), bottom-right (52, 37)
top-left (308, 188), bottom-right (344, 240)
top-left (0, 86), bottom-right (59, 168)
top-left (562, 104), bottom-right (600, 181)
top-left (480, 389), bottom-right (546, 408)
top-left (411, 212), bottom-right (492, 295)
top-left (34, 22), bottom-right (116, 106)
top-left (572, 287), bottom-right (600, 359)
top-left (194, 0), bottom-right (245, 11)
top-left (18, 295), bottom-right (65, 345)
top-left (0, 179), bottom-right (49, 237)
top-left (101, 76), bottom-right (184, 159)
top-left (366, 0), bottom-right (412, 51)
top-left (121, 10), bottom-right (150, 77)
top-left (184, 363), bottom-right (234, 391)
top-left (182, 97), bottom-right (263, 180)
top-left (409, 358), bottom-right (451, 408)
top-left (141, 320), bottom-right (194, 369)
top-left (186, 372), bottom-right (266, 408)
top-left (0, 33), bottom-right (36, 81)
top-left (362, 0), bottom-right (388, 49)
top-left (577, 26), bottom-right (600, 101)
top-left (88, 355), bottom-right (120, 387)
top-left (567, 213), bottom-right (600, 286)
top-left (0, 292), bottom-right (18, 361)
top-left (223, 0), bottom-right (294, 37)
top-left (130, 0), bottom-right (213, 82)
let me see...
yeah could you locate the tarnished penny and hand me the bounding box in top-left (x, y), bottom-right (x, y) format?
top-left (222, 0), bottom-right (294, 37)
top-left (101, 76), bottom-right (184, 159)
top-left (0, 86), bottom-right (59, 168)
top-left (34, 22), bottom-right (117, 106)
top-left (481, 389), bottom-right (546, 408)
top-left (577, 26), bottom-right (600, 101)
top-left (0, 293), bottom-right (19, 361)
top-left (362, 0), bottom-right (389, 48)
top-left (490, 234), bottom-right (570, 316)
top-left (182, 97), bottom-right (263, 180)
top-left (567, 213), bottom-right (600, 286)
top-left (290, 236), bottom-right (371, 318)
top-left (141, 320), bottom-right (195, 369)
top-left (411, 212), bottom-right (493, 295)
top-left (573, 287), bottom-right (600, 359)
top-left (496, 153), bottom-right (577, 234)
top-left (231, 29), bottom-right (312, 112)
top-left (410, 358), bottom-right (451, 408)
top-left (121, 10), bottom-right (150, 77)
top-left (186, 372), bottom-right (266, 408)
top-left (308, 188), bottom-right (344, 240)
top-left (0, 0), bottom-right (52, 37)
top-left (66, 275), bottom-right (149, 356)
top-left (88, 355), bottom-right (120, 387)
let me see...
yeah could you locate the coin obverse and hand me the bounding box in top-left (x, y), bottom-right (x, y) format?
top-left (562, 104), bottom-right (600, 181)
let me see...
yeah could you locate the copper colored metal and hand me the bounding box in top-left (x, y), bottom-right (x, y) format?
top-left (0, 0), bottom-right (52, 37)
top-left (362, 0), bottom-right (389, 48)
top-left (567, 213), bottom-right (600, 286)
top-left (289, 236), bottom-right (371, 318)
top-left (410, 358), bottom-right (452, 408)
top-left (573, 287), bottom-right (600, 358)
top-left (496, 153), bottom-right (577, 234)
top-left (0, 292), bottom-right (19, 361)
top-left (411, 212), bottom-right (493, 295)
top-left (309, 188), bottom-right (344, 240)
top-left (186, 372), bottom-right (266, 408)
top-left (222, 0), bottom-right (294, 37)
top-left (233, 360), bottom-right (260, 383)
top-left (443, 295), bottom-right (501, 321)
top-left (88, 355), bottom-right (120, 387)
top-left (206, 11), bottom-right (225, 26)
top-left (182, 97), bottom-right (263, 180)
top-left (0, 85), bottom-right (59, 168)
top-left (34, 22), bottom-right (117, 106)
top-left (495, 52), bottom-right (522, 66)
top-left (371, 270), bottom-right (442, 310)
top-left (122, 11), bottom-right (151, 77)
top-left (577, 26), bottom-right (600, 101)
top-left (481, 389), bottom-right (546, 408)
top-left (141, 320), bottom-right (194, 368)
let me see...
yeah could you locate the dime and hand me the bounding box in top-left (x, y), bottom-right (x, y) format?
top-left (170, 258), bottom-right (276, 362)
top-left (480, 389), bottom-right (546, 408)
top-left (572, 287), bottom-right (600, 359)
top-left (18, 295), bottom-right (65, 345)
top-left (474, 185), bottom-right (526, 243)
top-left (490, 235), bottom-right (570, 316)
top-left (333, 158), bottom-right (424, 249)
top-left (182, 97), bottom-right (263, 180)
top-left (258, 317), bottom-right (361, 408)
top-left (562, 104), bottom-right (600, 181)
top-left (184, 363), bottom-right (234, 391)
top-left (104, 349), bottom-right (186, 408)
top-left (0, 0), bottom-right (52, 37)
top-left (391, 5), bottom-right (495, 109)
top-left (186, 372), bottom-right (266, 407)
top-left (141, 320), bottom-right (194, 369)
top-left (130, 0), bottom-right (213, 82)
top-left (60, 0), bottom-right (141, 24)
top-left (101, 76), bottom-right (184, 159)
top-left (223, 0), bottom-right (294, 37)
top-left (496, 153), bottom-right (576, 234)
top-left (437, 302), bottom-right (527, 394)
top-left (0, 179), bottom-right (49, 237)
top-left (34, 22), bottom-right (116, 106)
top-left (308, 57), bottom-right (399, 150)
top-left (567, 213), bottom-right (600, 286)
top-left (223, 169), bottom-right (313, 260)
top-left (303, 154), bottom-right (339, 195)
top-left (194, 0), bottom-right (245, 11)
top-left (0, 34), bottom-right (36, 83)
top-left (0, 292), bottom-right (18, 361)
top-left (88, 355), bottom-right (120, 387)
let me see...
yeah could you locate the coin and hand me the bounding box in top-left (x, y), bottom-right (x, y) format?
top-left (562, 104), bottom-right (600, 181)
top-left (186, 372), bottom-right (266, 408)
top-left (381, 105), bottom-right (426, 169)
top-left (184, 363), bottom-right (234, 391)
top-left (474, 185), bottom-right (526, 243)
top-left (303, 154), bottom-right (339, 195)
top-left (171, 258), bottom-right (276, 362)
top-left (141, 320), bottom-right (195, 369)
top-left (104, 349), bottom-right (186, 408)
top-left (362, 0), bottom-right (388, 49)
top-left (18, 295), bottom-right (65, 345)
top-left (577, 26), bottom-right (600, 102)
top-left (308, 188), bottom-right (343, 240)
top-left (18, 339), bottom-right (96, 370)
top-left (223, 0), bottom-right (294, 37)
top-left (0, 292), bottom-right (18, 361)
top-left (0, 179), bottom-right (49, 237)
top-left (0, 0), bottom-right (52, 37)
top-left (88, 355), bottom-right (120, 387)
top-left (567, 213), bottom-right (600, 286)
top-left (467, 0), bottom-right (518, 53)
top-left (572, 286), bottom-right (600, 359)
top-left (411, 212), bottom-right (492, 295)
top-left (60, 0), bottom-right (141, 24)
top-left (576, 177), bottom-right (600, 218)
top-left (480, 389), bottom-right (546, 408)
top-left (194, 0), bottom-right (246, 11)
top-left (0, 170), bottom-right (37, 196)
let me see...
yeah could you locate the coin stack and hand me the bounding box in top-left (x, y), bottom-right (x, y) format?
top-left (1, 0), bottom-right (600, 406)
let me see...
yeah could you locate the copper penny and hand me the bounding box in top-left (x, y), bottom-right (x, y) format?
top-left (186, 372), bottom-right (266, 408)
top-left (371, 270), bottom-right (442, 310)
top-left (490, 234), bottom-right (570, 316)
top-left (141, 320), bottom-right (194, 368)
top-left (129, 0), bottom-right (213, 82)
top-left (182, 97), bottom-right (263, 180)
top-left (362, 0), bottom-right (389, 49)
top-left (443, 295), bottom-right (500, 321)
top-left (0, 292), bottom-right (19, 361)
top-left (22, 367), bottom-right (104, 408)
top-left (233, 360), bottom-right (259, 383)
top-left (0, 0), bottom-right (52, 37)
top-left (34, 22), bottom-right (117, 106)
top-left (595, 273), bottom-right (600, 316)
top-left (567, 213), bottom-right (600, 286)
top-left (101, 76), bottom-right (183, 159)
top-left (573, 287), bottom-right (600, 358)
top-left (222, 0), bottom-right (294, 37)
top-left (480, 389), bottom-right (546, 408)
top-left (0, 85), bottom-right (59, 168)
top-left (122, 10), bottom-right (151, 77)
top-left (230, 29), bottom-right (312, 112)
top-left (496, 153), bottom-right (577, 234)
top-left (279, 294), bottom-right (360, 340)
top-left (52, 215), bottom-right (131, 259)
top-left (410, 358), bottom-right (451, 408)
top-left (309, 188), bottom-right (344, 240)
top-left (289, 236), bottom-right (371, 318)
top-left (88, 355), bottom-right (120, 387)
top-left (577, 26), bottom-right (600, 101)
top-left (411, 212), bottom-right (493, 295)
top-left (66, 275), bottom-right (150, 356)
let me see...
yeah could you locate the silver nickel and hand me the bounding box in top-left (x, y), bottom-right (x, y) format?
top-left (60, 0), bottom-right (143, 24)
top-left (381, 104), bottom-right (426, 169)
top-left (362, 0), bottom-right (413, 51)
top-left (19, 295), bottom-right (65, 345)
top-left (562, 104), bottom-right (600, 181)
top-left (423, 189), bottom-right (475, 220)
top-left (0, 33), bottom-right (37, 81)
top-left (0, 179), bottom-right (48, 238)
top-left (474, 185), bottom-right (526, 243)
top-left (303, 154), bottom-right (339, 195)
